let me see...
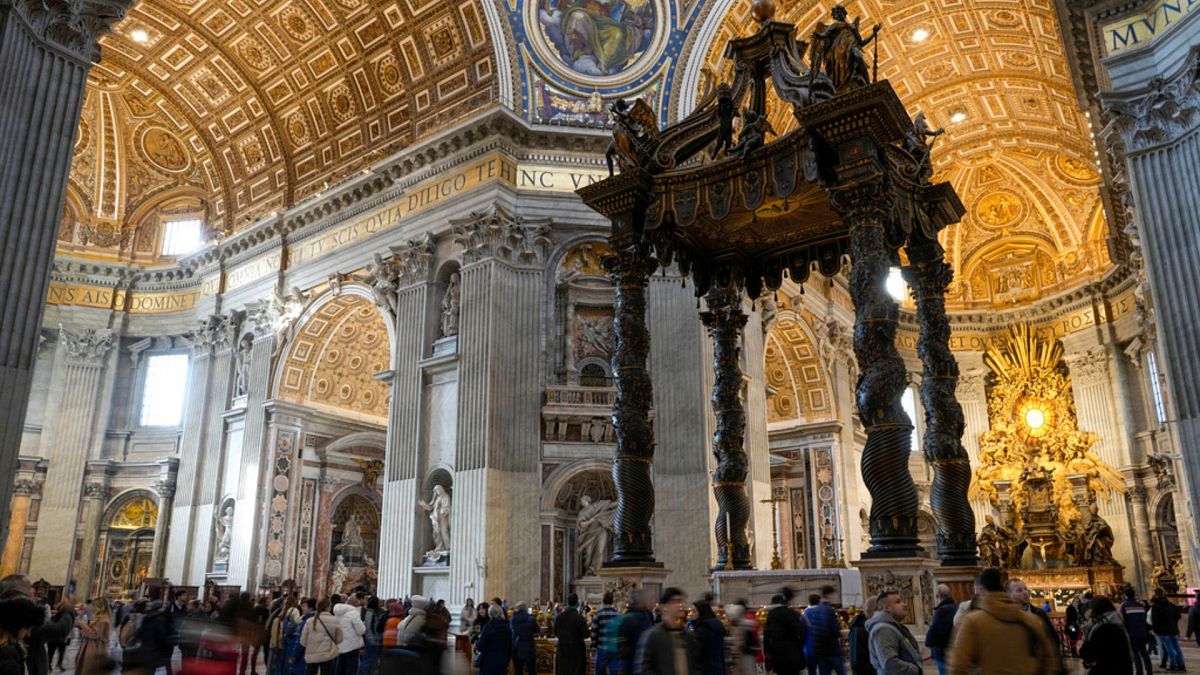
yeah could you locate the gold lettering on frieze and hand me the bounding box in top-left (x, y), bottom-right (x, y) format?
top-left (126, 290), bottom-right (201, 314)
top-left (46, 283), bottom-right (116, 309)
top-left (1102, 0), bottom-right (1198, 55)
top-left (200, 273), bottom-right (222, 297)
top-left (516, 165), bottom-right (608, 192)
top-left (227, 252), bottom-right (284, 291)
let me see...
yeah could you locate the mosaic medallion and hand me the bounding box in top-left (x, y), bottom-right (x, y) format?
top-left (141, 127), bottom-right (189, 172)
top-left (529, 0), bottom-right (667, 85)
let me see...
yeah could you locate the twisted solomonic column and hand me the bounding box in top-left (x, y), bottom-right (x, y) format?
top-left (836, 189), bottom-right (921, 557)
top-left (603, 237), bottom-right (659, 565)
top-left (700, 286), bottom-right (752, 569)
top-left (903, 255), bottom-right (977, 565)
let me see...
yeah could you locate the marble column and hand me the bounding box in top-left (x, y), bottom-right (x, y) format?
top-left (701, 286), bottom-right (752, 569)
top-left (956, 368), bottom-right (993, 532)
top-left (0, 478), bottom-right (37, 576)
top-left (376, 235), bottom-right (433, 598)
top-left (29, 328), bottom-right (113, 584)
top-left (833, 188), bottom-right (920, 557)
top-left (740, 297), bottom-right (774, 570)
top-left (76, 474), bottom-right (109, 598)
top-left (449, 205), bottom-right (547, 603)
top-left (151, 462), bottom-right (178, 579)
top-left (1105, 53), bottom-right (1200, 580)
top-left (0, 0), bottom-right (132, 563)
top-left (1128, 485), bottom-right (1156, 591)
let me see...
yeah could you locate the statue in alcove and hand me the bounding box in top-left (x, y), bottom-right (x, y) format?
top-left (330, 554), bottom-right (349, 594)
top-left (577, 495), bottom-right (616, 576)
top-left (440, 272), bottom-right (461, 338)
top-left (234, 334), bottom-right (253, 397)
top-left (419, 485), bottom-right (452, 563)
top-left (214, 505), bottom-right (234, 563)
top-left (1072, 503), bottom-right (1117, 566)
top-left (338, 515), bottom-right (365, 559)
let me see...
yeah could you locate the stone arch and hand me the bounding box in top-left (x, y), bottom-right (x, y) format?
top-left (94, 490), bottom-right (161, 599)
top-left (540, 458), bottom-right (614, 512)
top-left (1152, 490), bottom-right (1181, 562)
top-left (274, 290), bottom-right (392, 423)
top-left (764, 312), bottom-right (834, 424)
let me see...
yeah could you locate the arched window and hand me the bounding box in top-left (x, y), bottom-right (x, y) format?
top-left (579, 363), bottom-right (608, 387)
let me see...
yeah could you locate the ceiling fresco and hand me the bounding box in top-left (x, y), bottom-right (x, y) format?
top-left (695, 0), bottom-right (1111, 309)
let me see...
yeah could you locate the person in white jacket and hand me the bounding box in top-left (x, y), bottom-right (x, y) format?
top-left (332, 593), bottom-right (366, 675)
top-left (300, 599), bottom-right (343, 675)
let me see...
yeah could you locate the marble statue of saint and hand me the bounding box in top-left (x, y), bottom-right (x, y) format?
top-left (234, 334), bottom-right (253, 397)
top-left (977, 515), bottom-right (1005, 568)
top-left (1074, 503), bottom-right (1118, 566)
top-left (339, 515), bottom-right (364, 551)
top-left (440, 272), bottom-right (461, 338)
top-left (214, 505), bottom-right (234, 563)
top-left (1174, 558), bottom-right (1186, 587)
top-left (419, 484), bottom-right (452, 556)
top-left (576, 495), bottom-right (617, 577)
top-left (330, 554), bottom-right (348, 594)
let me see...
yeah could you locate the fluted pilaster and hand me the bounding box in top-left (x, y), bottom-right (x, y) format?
top-left (0, 0), bottom-right (131, 566)
top-left (29, 327), bottom-right (112, 583)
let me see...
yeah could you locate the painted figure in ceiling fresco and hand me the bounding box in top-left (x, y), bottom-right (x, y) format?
top-left (538, 0), bottom-right (655, 76)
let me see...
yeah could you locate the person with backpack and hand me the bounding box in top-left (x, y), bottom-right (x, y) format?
top-left (300, 599), bottom-right (343, 675)
top-left (946, 568), bottom-right (1057, 675)
top-left (763, 587), bottom-right (808, 675)
top-left (1150, 588), bottom-right (1186, 671)
top-left (1080, 596), bottom-right (1134, 675)
top-left (270, 596), bottom-right (302, 675)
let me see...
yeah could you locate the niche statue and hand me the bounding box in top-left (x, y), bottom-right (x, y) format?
top-left (576, 495), bottom-right (617, 577)
top-left (440, 272), bottom-right (461, 338)
top-left (419, 484), bottom-right (452, 564)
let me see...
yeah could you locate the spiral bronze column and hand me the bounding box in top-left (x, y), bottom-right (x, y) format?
top-left (837, 192), bottom-right (921, 557)
top-left (603, 236), bottom-right (659, 566)
top-left (700, 285), bottom-right (753, 569)
top-left (903, 247), bottom-right (978, 565)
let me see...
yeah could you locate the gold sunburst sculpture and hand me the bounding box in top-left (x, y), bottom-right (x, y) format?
top-left (972, 323), bottom-right (1123, 531)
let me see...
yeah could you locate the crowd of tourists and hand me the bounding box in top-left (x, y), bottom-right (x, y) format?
top-left (1, 567), bottom-right (1197, 675)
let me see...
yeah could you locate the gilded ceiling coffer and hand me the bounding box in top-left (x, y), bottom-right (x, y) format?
top-left (579, 2), bottom-right (969, 566)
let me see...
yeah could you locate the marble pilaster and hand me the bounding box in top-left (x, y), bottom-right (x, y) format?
top-left (448, 205), bottom-right (547, 603)
top-left (76, 468), bottom-right (110, 598)
top-left (1127, 485), bottom-right (1155, 592)
top-left (377, 236), bottom-right (434, 598)
top-left (740, 297), bottom-right (774, 570)
top-left (29, 328), bottom-right (113, 584)
top-left (0, 478), bottom-right (36, 576)
top-left (150, 460), bottom-right (178, 579)
top-left (0, 0), bottom-right (131, 563)
top-left (1104, 49), bottom-right (1200, 582)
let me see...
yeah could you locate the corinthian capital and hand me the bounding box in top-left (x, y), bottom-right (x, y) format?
top-left (190, 312), bottom-right (242, 354)
top-left (1104, 52), bottom-right (1200, 152)
top-left (13, 479), bottom-right (38, 497)
top-left (12, 0), bottom-right (133, 63)
top-left (1065, 347), bottom-right (1110, 384)
top-left (59, 325), bottom-right (113, 363)
top-left (451, 204), bottom-right (550, 266)
top-left (390, 234), bottom-right (437, 287)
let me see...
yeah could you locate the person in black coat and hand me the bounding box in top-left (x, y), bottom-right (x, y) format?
top-left (554, 593), bottom-right (589, 675)
top-left (689, 597), bottom-right (726, 675)
top-left (619, 592), bottom-right (655, 674)
top-left (0, 595), bottom-right (47, 675)
top-left (44, 600), bottom-right (76, 672)
top-left (638, 588), bottom-right (698, 675)
top-left (846, 596), bottom-right (875, 675)
top-left (924, 585), bottom-right (956, 675)
top-left (126, 601), bottom-right (174, 675)
top-left (510, 603), bottom-right (537, 675)
top-left (762, 587), bottom-right (808, 675)
top-left (476, 605), bottom-right (513, 675)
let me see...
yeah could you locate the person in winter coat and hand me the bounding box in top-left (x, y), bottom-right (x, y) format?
top-left (866, 591), bottom-right (922, 675)
top-left (1119, 587), bottom-right (1153, 675)
top-left (510, 602), bottom-right (538, 675)
top-left (361, 596), bottom-right (382, 674)
top-left (127, 601), bottom-right (174, 675)
top-left (0, 595), bottom-right (48, 675)
top-left (554, 594), bottom-right (589, 675)
top-left (637, 588), bottom-right (698, 675)
top-left (75, 598), bottom-right (113, 675)
top-left (806, 586), bottom-right (843, 675)
top-left (846, 596), bottom-right (876, 675)
top-left (689, 597), bottom-right (726, 675)
top-left (475, 605), bottom-right (513, 675)
top-left (300, 599), bottom-right (344, 675)
top-left (1187, 599), bottom-right (1200, 648)
top-left (946, 568), bottom-right (1058, 675)
top-left (618, 591), bottom-right (655, 675)
top-left (45, 599), bottom-right (76, 671)
top-left (1150, 589), bottom-right (1186, 671)
top-left (763, 587), bottom-right (808, 675)
top-left (724, 603), bottom-right (760, 675)
top-left (331, 595), bottom-right (366, 675)
top-left (1080, 596), bottom-right (1133, 675)
top-left (924, 585), bottom-right (957, 675)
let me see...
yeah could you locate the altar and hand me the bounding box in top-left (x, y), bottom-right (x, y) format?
top-left (712, 568), bottom-right (863, 608)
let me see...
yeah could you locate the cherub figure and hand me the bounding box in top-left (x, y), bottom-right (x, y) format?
top-left (730, 108), bottom-right (774, 159)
